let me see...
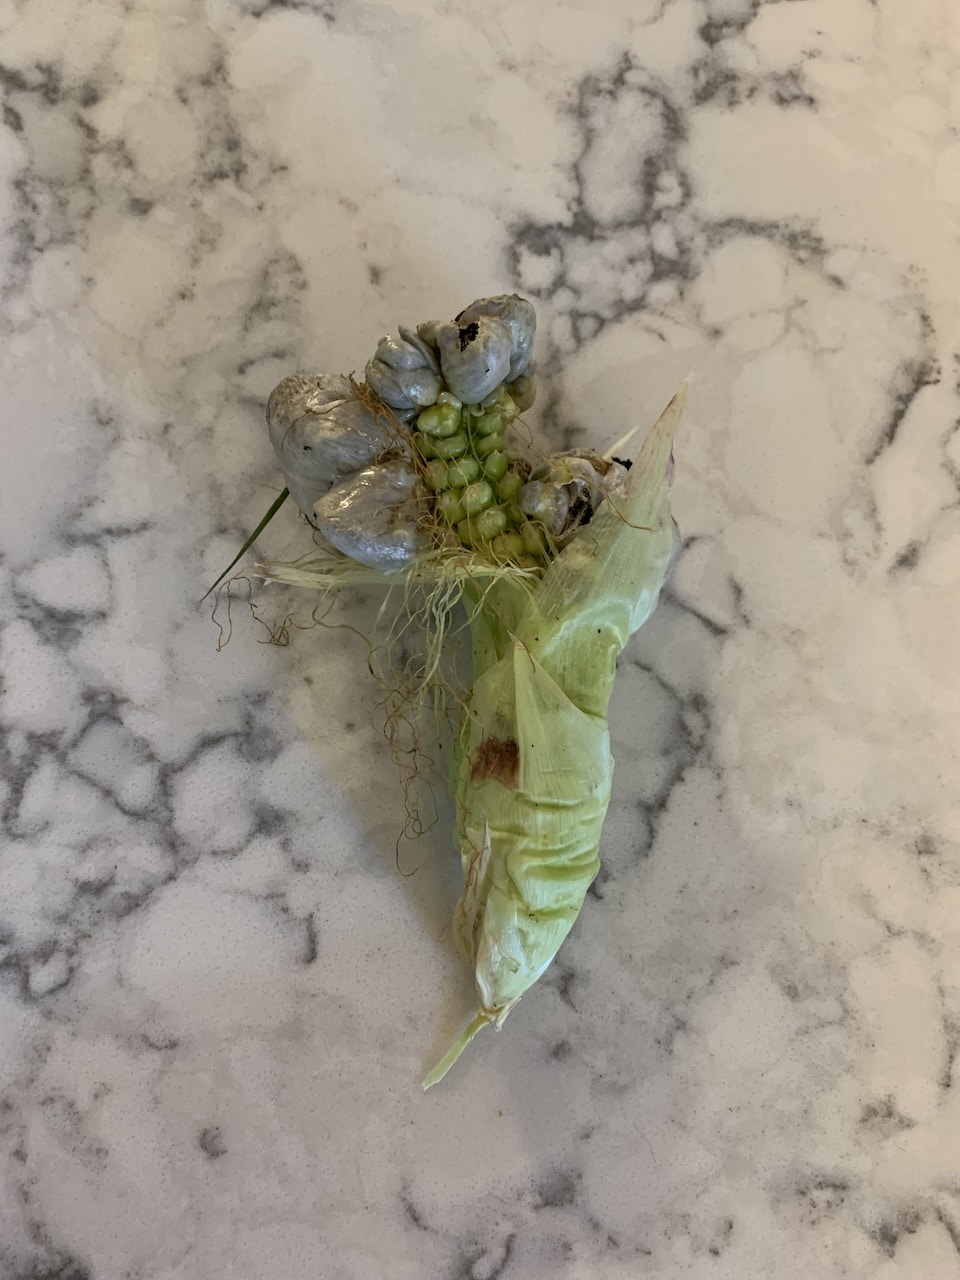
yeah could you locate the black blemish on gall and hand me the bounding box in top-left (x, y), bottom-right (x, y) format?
top-left (458, 321), bottom-right (480, 351)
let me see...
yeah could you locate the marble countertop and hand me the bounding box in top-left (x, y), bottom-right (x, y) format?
top-left (2, 0), bottom-right (958, 1276)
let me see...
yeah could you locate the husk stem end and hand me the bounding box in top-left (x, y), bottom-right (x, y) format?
top-left (422, 1012), bottom-right (491, 1089)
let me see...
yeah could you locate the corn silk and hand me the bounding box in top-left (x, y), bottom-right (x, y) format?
top-left (221, 298), bottom-right (684, 1086)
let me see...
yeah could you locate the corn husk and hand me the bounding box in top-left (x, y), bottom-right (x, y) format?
top-left (422, 386), bottom-right (683, 1085)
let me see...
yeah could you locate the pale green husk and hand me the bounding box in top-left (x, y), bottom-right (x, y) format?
top-left (253, 387), bottom-right (685, 1087)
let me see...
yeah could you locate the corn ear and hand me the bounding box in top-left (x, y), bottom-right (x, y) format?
top-left (425, 386), bottom-right (685, 1085)
top-left (240, 382), bottom-right (685, 1089)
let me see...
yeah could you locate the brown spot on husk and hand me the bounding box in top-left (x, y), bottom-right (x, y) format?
top-left (470, 736), bottom-right (520, 788)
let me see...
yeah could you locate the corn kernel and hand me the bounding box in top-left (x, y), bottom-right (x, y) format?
top-left (433, 431), bottom-right (469, 459)
top-left (471, 411), bottom-right (503, 438)
top-left (520, 521), bottom-right (547, 556)
top-left (462, 480), bottom-right (494, 514)
top-left (474, 432), bottom-right (505, 459)
top-left (496, 471), bottom-right (523, 502)
top-left (475, 506), bottom-right (508, 540)
top-left (438, 490), bottom-right (466, 525)
top-left (481, 451), bottom-right (509, 481)
top-left (447, 456), bottom-right (480, 487)
top-left (490, 532), bottom-right (525, 561)
top-left (423, 460), bottom-right (449, 491)
top-left (418, 403), bottom-right (461, 438)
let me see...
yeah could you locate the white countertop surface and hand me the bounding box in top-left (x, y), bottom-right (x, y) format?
top-left (1, 0), bottom-right (959, 1276)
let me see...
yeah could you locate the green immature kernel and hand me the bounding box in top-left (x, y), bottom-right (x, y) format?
top-left (437, 391), bottom-right (462, 409)
top-left (423, 460), bottom-right (449, 492)
top-left (506, 374), bottom-right (535, 412)
top-left (446, 456), bottom-right (480, 487)
top-left (471, 411), bottom-right (504, 438)
top-left (490, 531), bottom-right (525, 561)
top-left (474, 432), bottom-right (505, 459)
top-left (498, 391), bottom-right (519, 423)
top-left (415, 432), bottom-right (439, 459)
top-left (474, 506), bottom-right (508, 540)
top-left (455, 516), bottom-right (479, 547)
top-left (481, 386), bottom-right (519, 423)
top-left (520, 521), bottom-right (548, 556)
top-left (437, 490), bottom-right (466, 525)
top-left (481, 451), bottom-right (509, 481)
top-left (495, 471), bottom-right (523, 502)
top-left (433, 431), bottom-right (469, 459)
top-left (417, 402), bottom-right (461, 438)
top-left (456, 509), bottom-right (506, 546)
top-left (462, 480), bottom-right (494, 515)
